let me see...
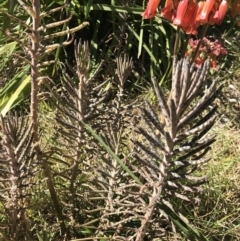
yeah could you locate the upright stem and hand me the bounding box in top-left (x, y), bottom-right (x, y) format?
top-left (173, 26), bottom-right (181, 57)
top-left (190, 24), bottom-right (209, 65)
top-left (172, 27), bottom-right (181, 79)
top-left (30, 0), bottom-right (68, 236)
top-left (31, 0), bottom-right (40, 142)
top-left (181, 34), bottom-right (190, 59)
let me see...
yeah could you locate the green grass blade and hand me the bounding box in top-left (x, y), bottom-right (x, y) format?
top-left (0, 66), bottom-right (29, 98)
top-left (83, 122), bottom-right (142, 185)
top-left (137, 19), bottom-right (144, 58)
top-left (0, 41), bottom-right (17, 54)
top-left (1, 75), bottom-right (31, 117)
top-left (85, 0), bottom-right (93, 18)
top-left (90, 4), bottom-right (143, 15)
top-left (158, 202), bottom-right (209, 240)
top-left (127, 22), bottom-right (157, 64)
top-left (0, 41), bottom-right (18, 72)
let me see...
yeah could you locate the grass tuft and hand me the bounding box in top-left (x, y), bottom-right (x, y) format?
top-left (191, 122), bottom-right (240, 241)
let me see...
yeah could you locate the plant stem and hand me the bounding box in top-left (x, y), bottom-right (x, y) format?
top-left (173, 26), bottom-right (180, 57)
top-left (181, 34), bottom-right (190, 59)
top-left (30, 0), bottom-right (68, 237)
top-left (190, 24), bottom-right (209, 65)
top-left (31, 0), bottom-right (40, 143)
top-left (172, 27), bottom-right (180, 79)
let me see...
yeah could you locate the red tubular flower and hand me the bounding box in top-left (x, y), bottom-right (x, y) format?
top-left (196, 0), bottom-right (215, 24)
top-left (181, 0), bottom-right (199, 35)
top-left (208, 0), bottom-right (228, 25)
top-left (196, 1), bottom-right (205, 17)
top-left (161, 0), bottom-right (176, 21)
top-left (173, 0), bottom-right (189, 26)
top-left (142, 0), bottom-right (161, 19)
top-left (215, 0), bottom-right (229, 24)
top-left (182, 0), bottom-right (198, 26)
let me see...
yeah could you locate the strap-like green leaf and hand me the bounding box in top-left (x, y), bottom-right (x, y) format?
top-left (83, 122), bottom-right (142, 185)
top-left (1, 75), bottom-right (31, 117)
top-left (90, 4), bottom-right (143, 15)
top-left (0, 41), bottom-right (17, 55)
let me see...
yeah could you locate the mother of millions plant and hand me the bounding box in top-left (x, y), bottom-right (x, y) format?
top-left (0, 0), bottom-right (239, 240)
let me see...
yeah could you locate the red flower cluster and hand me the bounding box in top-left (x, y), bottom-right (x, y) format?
top-left (142, 0), bottom-right (239, 35)
top-left (185, 37), bottom-right (227, 69)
